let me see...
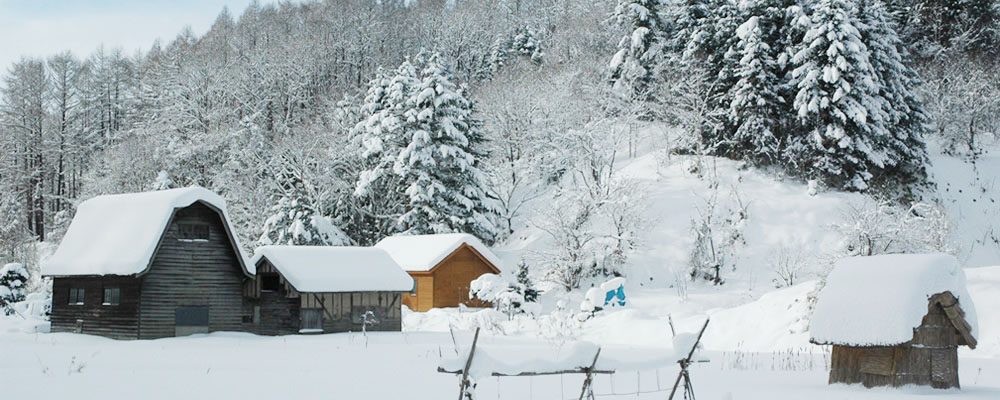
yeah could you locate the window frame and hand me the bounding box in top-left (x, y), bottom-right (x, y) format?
top-left (177, 223), bottom-right (210, 241)
top-left (260, 273), bottom-right (281, 292)
top-left (102, 287), bottom-right (121, 306)
top-left (68, 287), bottom-right (85, 305)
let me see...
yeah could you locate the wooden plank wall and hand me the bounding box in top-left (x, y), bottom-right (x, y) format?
top-left (828, 301), bottom-right (962, 389)
top-left (402, 275), bottom-right (433, 312)
top-left (431, 245), bottom-right (495, 309)
top-left (50, 276), bottom-right (141, 339)
top-left (138, 202), bottom-right (248, 339)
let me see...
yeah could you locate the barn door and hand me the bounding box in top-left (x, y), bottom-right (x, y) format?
top-left (300, 309), bottom-right (323, 333)
top-left (175, 306), bottom-right (209, 336)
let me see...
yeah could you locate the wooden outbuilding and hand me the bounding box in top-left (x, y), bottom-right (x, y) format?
top-left (810, 254), bottom-right (978, 389)
top-left (375, 234), bottom-right (503, 312)
top-left (42, 187), bottom-right (255, 339)
top-left (247, 246), bottom-right (413, 334)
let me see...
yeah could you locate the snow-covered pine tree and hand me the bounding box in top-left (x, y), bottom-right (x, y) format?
top-left (514, 260), bottom-right (539, 303)
top-left (0, 263), bottom-right (29, 315)
top-left (393, 51), bottom-right (499, 244)
top-left (787, 0), bottom-right (887, 191)
top-left (856, 0), bottom-right (929, 191)
top-left (726, 1), bottom-right (788, 163)
top-left (608, 0), bottom-right (665, 98)
top-left (258, 187), bottom-right (351, 247)
top-left (351, 64), bottom-right (419, 243)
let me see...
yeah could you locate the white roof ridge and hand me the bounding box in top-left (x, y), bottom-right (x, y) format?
top-left (251, 245), bottom-right (413, 293)
top-left (43, 186), bottom-right (252, 277)
top-left (374, 233), bottom-right (503, 272)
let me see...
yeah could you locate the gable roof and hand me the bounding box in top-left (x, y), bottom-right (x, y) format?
top-left (43, 187), bottom-right (253, 278)
top-left (374, 233), bottom-right (503, 273)
top-left (251, 246), bottom-right (413, 293)
top-left (809, 253), bottom-right (978, 347)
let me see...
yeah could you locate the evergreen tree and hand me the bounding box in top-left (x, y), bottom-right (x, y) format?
top-left (514, 261), bottom-right (539, 303)
top-left (393, 52), bottom-right (499, 244)
top-left (351, 64), bottom-right (419, 243)
top-left (608, 0), bottom-right (664, 98)
top-left (787, 0), bottom-right (885, 190)
top-left (258, 187), bottom-right (351, 246)
top-left (857, 0), bottom-right (929, 190)
top-left (0, 263), bottom-right (28, 315)
top-left (728, 12), bottom-right (784, 163)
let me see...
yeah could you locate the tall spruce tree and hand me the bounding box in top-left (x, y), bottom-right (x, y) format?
top-left (608, 0), bottom-right (665, 98)
top-left (788, 0), bottom-right (886, 190)
top-left (856, 0), bottom-right (929, 190)
top-left (728, 8), bottom-right (785, 163)
top-left (393, 52), bottom-right (499, 244)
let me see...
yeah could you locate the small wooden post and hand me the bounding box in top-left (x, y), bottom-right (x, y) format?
top-left (458, 327), bottom-right (481, 400)
top-left (579, 348), bottom-right (602, 400)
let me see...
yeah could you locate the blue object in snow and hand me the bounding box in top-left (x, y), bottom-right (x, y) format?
top-left (604, 285), bottom-right (626, 307)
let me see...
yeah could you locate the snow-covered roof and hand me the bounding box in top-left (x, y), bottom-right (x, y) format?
top-left (251, 246), bottom-right (414, 293)
top-left (374, 233), bottom-right (503, 272)
top-left (810, 253), bottom-right (978, 347)
top-left (43, 187), bottom-right (252, 277)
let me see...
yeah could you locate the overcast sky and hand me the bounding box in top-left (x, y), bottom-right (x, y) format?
top-left (0, 0), bottom-right (277, 79)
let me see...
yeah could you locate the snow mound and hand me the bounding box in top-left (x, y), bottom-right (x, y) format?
top-left (375, 233), bottom-right (503, 272)
top-left (251, 246), bottom-right (413, 293)
top-left (43, 187), bottom-right (252, 277)
top-left (810, 253), bottom-right (978, 346)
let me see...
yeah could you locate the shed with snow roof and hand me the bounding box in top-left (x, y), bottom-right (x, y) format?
top-left (375, 233), bottom-right (502, 312)
top-left (248, 246), bottom-right (413, 334)
top-left (42, 187), bottom-right (254, 339)
top-left (810, 253), bottom-right (978, 389)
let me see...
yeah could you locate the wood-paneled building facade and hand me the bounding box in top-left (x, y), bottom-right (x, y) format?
top-left (247, 246), bottom-right (413, 335)
top-left (44, 188), bottom-right (255, 339)
top-left (375, 234), bottom-right (503, 312)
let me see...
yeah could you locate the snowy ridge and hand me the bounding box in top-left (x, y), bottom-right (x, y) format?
top-left (250, 246), bottom-right (413, 293)
top-left (43, 187), bottom-right (252, 277)
top-left (375, 233), bottom-right (503, 272)
top-left (810, 253), bottom-right (978, 346)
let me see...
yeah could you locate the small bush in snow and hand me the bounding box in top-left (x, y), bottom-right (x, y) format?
top-left (469, 273), bottom-right (532, 320)
top-left (835, 199), bottom-right (956, 257)
top-left (769, 245), bottom-right (808, 288)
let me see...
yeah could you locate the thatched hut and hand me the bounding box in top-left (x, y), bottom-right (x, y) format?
top-left (810, 254), bottom-right (978, 389)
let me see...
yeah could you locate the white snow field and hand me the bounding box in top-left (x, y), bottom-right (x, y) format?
top-left (4, 139), bottom-right (1000, 398)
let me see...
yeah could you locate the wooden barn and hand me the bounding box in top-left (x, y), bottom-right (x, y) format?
top-left (248, 246), bottom-right (413, 335)
top-left (810, 254), bottom-right (978, 389)
top-left (42, 187), bottom-right (255, 339)
top-left (375, 233), bottom-right (503, 312)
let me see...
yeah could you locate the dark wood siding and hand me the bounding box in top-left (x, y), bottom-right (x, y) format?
top-left (253, 260), bottom-right (403, 335)
top-left (50, 276), bottom-right (140, 339)
top-left (138, 202), bottom-right (247, 339)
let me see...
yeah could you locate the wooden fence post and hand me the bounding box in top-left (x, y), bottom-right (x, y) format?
top-left (458, 327), bottom-right (481, 400)
top-left (579, 348), bottom-right (602, 400)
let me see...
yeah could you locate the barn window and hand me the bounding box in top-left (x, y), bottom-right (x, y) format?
top-left (261, 274), bottom-right (281, 292)
top-left (68, 288), bottom-right (85, 305)
top-left (102, 287), bottom-right (120, 306)
top-left (178, 224), bottom-right (210, 241)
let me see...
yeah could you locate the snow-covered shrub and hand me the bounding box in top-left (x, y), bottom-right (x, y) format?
top-left (151, 170), bottom-right (173, 190)
top-left (513, 261), bottom-right (539, 303)
top-left (769, 245), bottom-right (808, 288)
top-left (0, 262), bottom-right (29, 315)
top-left (469, 273), bottom-right (530, 320)
top-left (835, 199), bottom-right (956, 257)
